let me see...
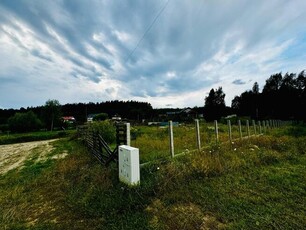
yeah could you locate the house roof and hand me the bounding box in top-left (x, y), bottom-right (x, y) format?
top-left (62, 116), bottom-right (75, 120)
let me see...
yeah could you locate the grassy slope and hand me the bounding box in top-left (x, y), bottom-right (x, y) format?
top-left (0, 126), bottom-right (305, 229)
top-left (0, 130), bottom-right (75, 145)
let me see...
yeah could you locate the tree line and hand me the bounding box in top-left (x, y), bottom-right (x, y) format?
top-left (0, 100), bottom-right (154, 132)
top-left (0, 70), bottom-right (305, 132)
top-left (231, 71), bottom-right (306, 120)
top-left (203, 70), bottom-right (306, 121)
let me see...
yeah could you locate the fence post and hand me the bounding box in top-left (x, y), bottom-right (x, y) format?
top-left (263, 120), bottom-right (266, 134)
top-left (227, 120), bottom-right (232, 145)
top-left (169, 121), bottom-right (174, 158)
top-left (258, 121), bottom-right (262, 134)
top-left (214, 120), bottom-right (219, 143)
top-left (195, 119), bottom-right (201, 150)
top-left (252, 120), bottom-right (257, 135)
top-left (238, 120), bottom-right (242, 139)
top-left (246, 120), bottom-right (250, 138)
top-left (126, 123), bottom-right (131, 146)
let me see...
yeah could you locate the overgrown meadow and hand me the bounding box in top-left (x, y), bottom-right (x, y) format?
top-left (0, 122), bottom-right (305, 229)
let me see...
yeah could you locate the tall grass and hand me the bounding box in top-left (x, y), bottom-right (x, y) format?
top-left (132, 121), bottom-right (266, 163)
top-left (0, 125), bottom-right (305, 229)
top-left (0, 130), bottom-right (75, 145)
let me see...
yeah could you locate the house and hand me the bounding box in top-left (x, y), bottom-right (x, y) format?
top-left (62, 116), bottom-right (76, 123)
top-left (111, 115), bottom-right (122, 121)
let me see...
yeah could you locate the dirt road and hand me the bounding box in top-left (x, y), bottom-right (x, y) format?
top-left (0, 139), bottom-right (60, 175)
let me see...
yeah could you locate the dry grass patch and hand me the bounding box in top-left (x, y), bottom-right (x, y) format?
top-left (146, 199), bottom-right (226, 230)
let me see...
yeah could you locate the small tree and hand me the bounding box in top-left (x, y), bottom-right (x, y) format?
top-left (43, 99), bottom-right (61, 131)
top-left (88, 120), bottom-right (116, 143)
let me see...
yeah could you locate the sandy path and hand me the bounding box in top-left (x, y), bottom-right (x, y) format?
top-left (0, 139), bottom-right (58, 175)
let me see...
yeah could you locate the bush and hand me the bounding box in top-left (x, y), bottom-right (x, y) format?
top-left (93, 113), bottom-right (108, 121)
top-left (0, 124), bottom-right (9, 132)
top-left (88, 120), bottom-right (116, 143)
top-left (8, 111), bottom-right (42, 133)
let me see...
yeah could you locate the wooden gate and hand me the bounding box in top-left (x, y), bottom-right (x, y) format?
top-left (77, 123), bottom-right (129, 166)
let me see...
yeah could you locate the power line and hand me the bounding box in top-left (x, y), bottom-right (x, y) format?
top-left (125, 0), bottom-right (170, 62)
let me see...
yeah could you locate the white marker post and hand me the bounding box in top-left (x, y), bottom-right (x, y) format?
top-left (252, 120), bottom-right (257, 135)
top-left (263, 120), bottom-right (266, 134)
top-left (238, 120), bottom-right (242, 139)
top-left (246, 120), bottom-right (250, 138)
top-left (195, 119), bottom-right (201, 150)
top-left (214, 120), bottom-right (219, 143)
top-left (126, 123), bottom-right (131, 146)
top-left (227, 120), bottom-right (232, 146)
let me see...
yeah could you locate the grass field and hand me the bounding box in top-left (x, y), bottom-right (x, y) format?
top-left (0, 124), bottom-right (305, 229)
top-left (0, 130), bottom-right (76, 145)
top-left (132, 121), bottom-right (272, 163)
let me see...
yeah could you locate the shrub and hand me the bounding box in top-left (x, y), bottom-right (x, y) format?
top-left (8, 111), bottom-right (42, 133)
top-left (93, 113), bottom-right (108, 121)
top-left (88, 120), bottom-right (116, 143)
top-left (0, 124), bottom-right (9, 132)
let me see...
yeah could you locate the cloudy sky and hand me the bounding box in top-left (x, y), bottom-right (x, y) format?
top-left (0, 0), bottom-right (306, 109)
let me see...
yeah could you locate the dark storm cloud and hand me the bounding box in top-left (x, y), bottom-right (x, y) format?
top-left (1, 0), bottom-right (306, 108)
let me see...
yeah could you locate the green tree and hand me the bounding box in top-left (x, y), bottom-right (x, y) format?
top-left (43, 99), bottom-right (61, 131)
top-left (252, 82), bottom-right (260, 94)
top-left (88, 120), bottom-right (116, 143)
top-left (204, 87), bottom-right (226, 121)
top-left (8, 111), bottom-right (42, 132)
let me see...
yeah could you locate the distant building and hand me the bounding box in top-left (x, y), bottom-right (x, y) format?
top-left (225, 114), bottom-right (237, 119)
top-left (87, 114), bottom-right (98, 122)
top-left (62, 116), bottom-right (76, 123)
top-left (111, 115), bottom-right (122, 121)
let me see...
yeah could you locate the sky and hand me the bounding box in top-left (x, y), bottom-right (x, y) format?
top-left (0, 0), bottom-right (306, 109)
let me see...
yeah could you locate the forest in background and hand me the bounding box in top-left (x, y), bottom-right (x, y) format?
top-left (0, 70), bottom-right (305, 132)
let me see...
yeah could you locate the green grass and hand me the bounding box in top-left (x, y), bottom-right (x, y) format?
top-left (0, 130), bottom-right (76, 145)
top-left (0, 126), bottom-right (305, 229)
top-left (132, 121), bottom-right (271, 163)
